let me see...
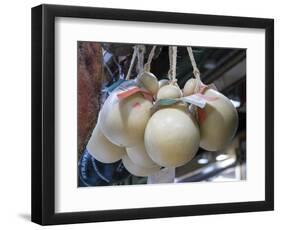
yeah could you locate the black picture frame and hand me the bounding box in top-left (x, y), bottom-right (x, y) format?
top-left (31, 4), bottom-right (274, 225)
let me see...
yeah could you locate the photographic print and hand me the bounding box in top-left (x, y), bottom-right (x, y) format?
top-left (32, 4), bottom-right (273, 225)
top-left (77, 42), bottom-right (246, 187)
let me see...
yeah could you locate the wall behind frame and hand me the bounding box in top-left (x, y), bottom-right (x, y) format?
top-left (0, 0), bottom-right (279, 229)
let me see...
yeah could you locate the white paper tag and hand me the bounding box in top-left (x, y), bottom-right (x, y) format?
top-left (181, 94), bottom-right (207, 108)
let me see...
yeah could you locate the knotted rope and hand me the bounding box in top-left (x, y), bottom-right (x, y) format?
top-left (168, 46), bottom-right (178, 84)
top-left (144, 45), bottom-right (157, 72)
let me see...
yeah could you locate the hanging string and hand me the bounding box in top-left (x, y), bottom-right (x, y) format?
top-left (187, 47), bottom-right (201, 80)
top-left (168, 46), bottom-right (172, 80)
top-left (171, 46), bottom-right (177, 82)
top-left (144, 45), bottom-right (157, 72)
top-left (168, 46), bottom-right (177, 84)
top-left (137, 45), bottom-right (145, 73)
top-left (125, 46), bottom-right (138, 80)
top-left (112, 55), bottom-right (123, 78)
top-left (187, 46), bottom-right (201, 92)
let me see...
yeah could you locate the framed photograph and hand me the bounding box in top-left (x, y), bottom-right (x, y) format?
top-left (31, 4), bottom-right (274, 225)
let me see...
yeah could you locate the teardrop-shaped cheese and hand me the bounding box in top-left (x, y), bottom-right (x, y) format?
top-left (126, 142), bottom-right (160, 168)
top-left (136, 71), bottom-right (159, 95)
top-left (183, 78), bottom-right (198, 96)
top-left (99, 91), bottom-right (153, 147)
top-left (157, 84), bottom-right (183, 99)
top-left (87, 122), bottom-right (125, 163)
top-left (144, 108), bottom-right (200, 167)
top-left (122, 154), bottom-right (161, 177)
top-left (199, 89), bottom-right (238, 151)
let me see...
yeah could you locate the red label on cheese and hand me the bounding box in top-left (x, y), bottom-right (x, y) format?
top-left (117, 87), bottom-right (153, 102)
top-left (132, 102), bottom-right (141, 108)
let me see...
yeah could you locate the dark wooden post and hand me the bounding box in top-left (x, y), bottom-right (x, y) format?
top-left (78, 42), bottom-right (104, 157)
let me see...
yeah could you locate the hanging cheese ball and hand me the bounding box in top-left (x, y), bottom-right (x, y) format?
top-left (183, 78), bottom-right (198, 96)
top-left (122, 154), bottom-right (161, 177)
top-left (87, 122), bottom-right (125, 163)
top-left (99, 90), bottom-right (153, 147)
top-left (144, 107), bottom-right (200, 167)
top-left (199, 89), bottom-right (238, 151)
top-left (158, 79), bottom-right (169, 89)
top-left (157, 84), bottom-right (183, 99)
top-left (126, 142), bottom-right (160, 168)
top-left (136, 71), bottom-right (159, 95)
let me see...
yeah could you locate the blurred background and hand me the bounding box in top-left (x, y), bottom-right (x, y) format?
top-left (77, 42), bottom-right (246, 187)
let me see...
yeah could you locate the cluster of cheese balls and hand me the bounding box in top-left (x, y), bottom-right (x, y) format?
top-left (87, 71), bottom-right (238, 177)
